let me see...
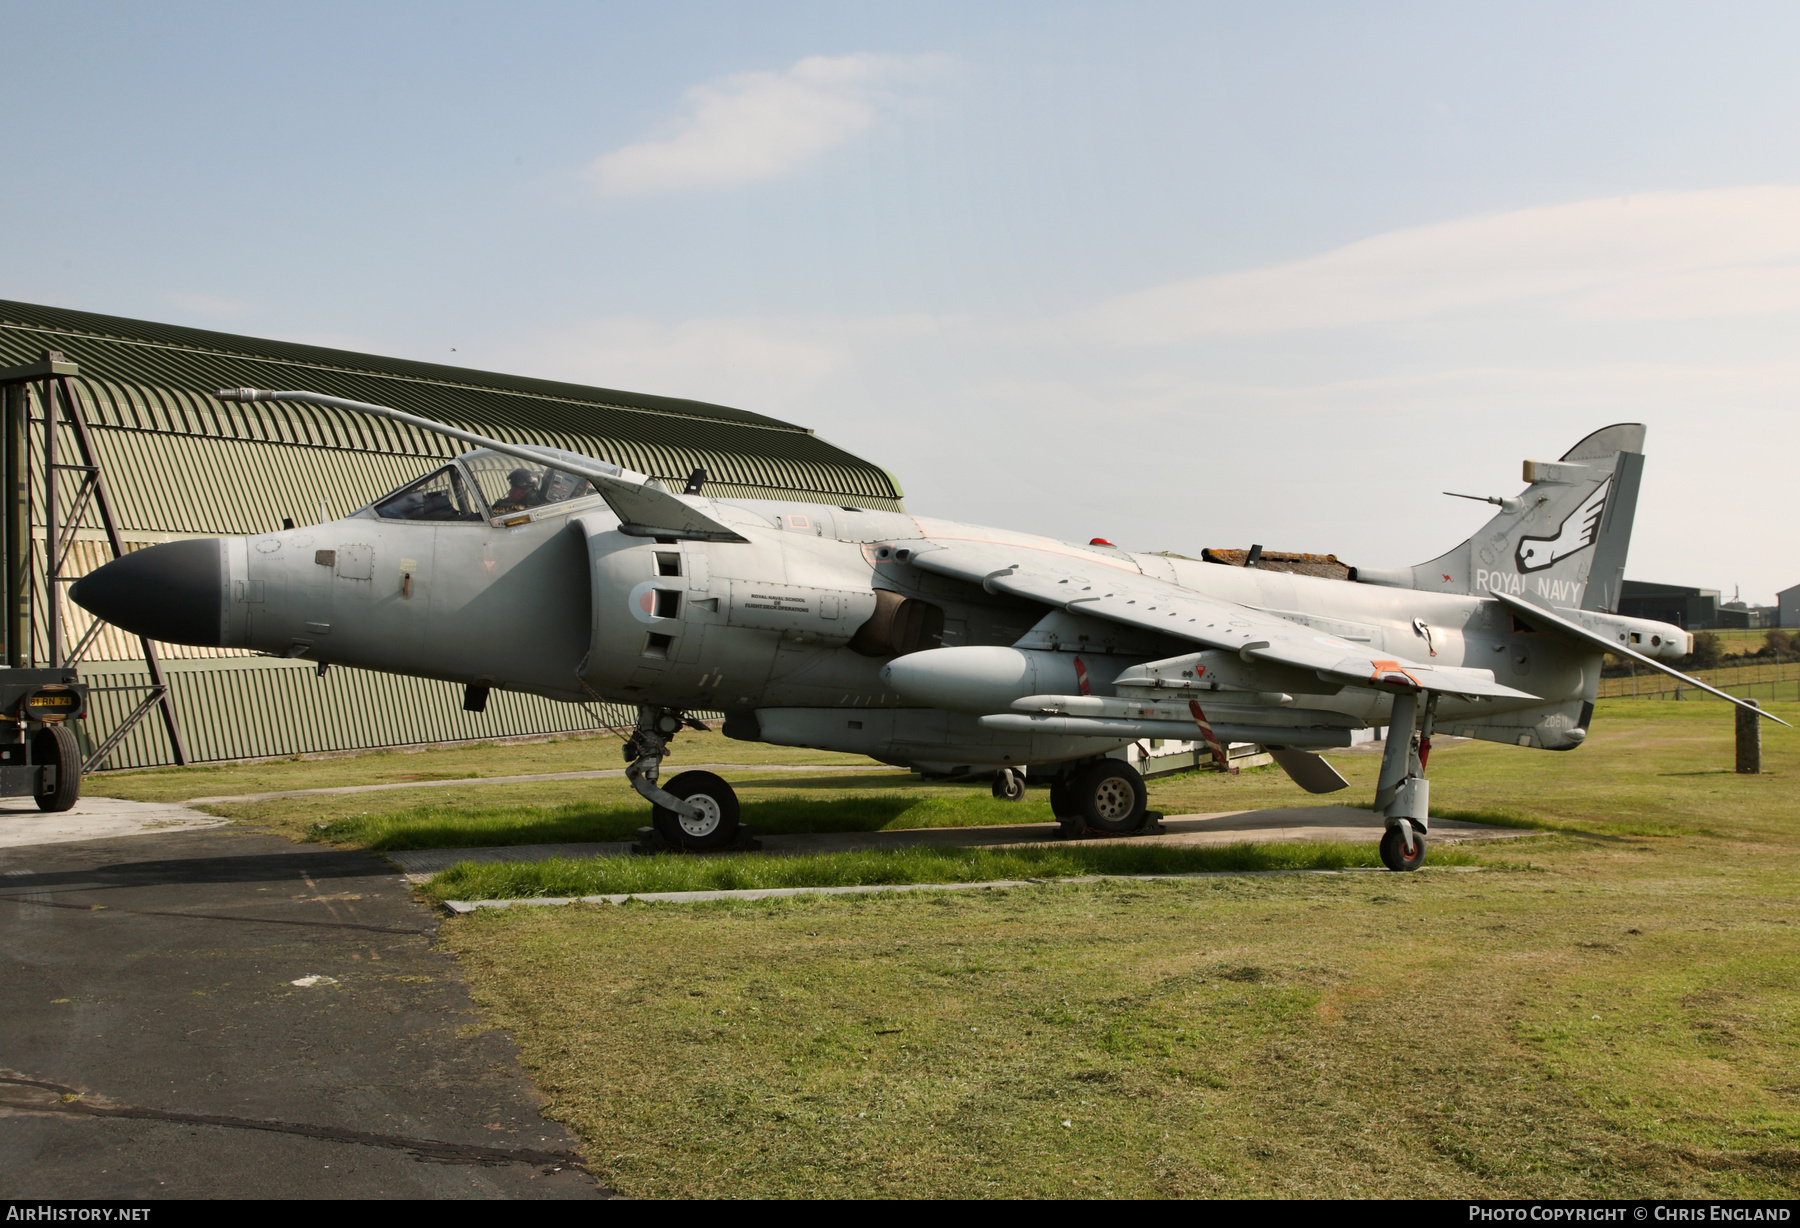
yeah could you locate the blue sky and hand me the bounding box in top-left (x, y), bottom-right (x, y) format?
top-left (6, 2), bottom-right (1798, 601)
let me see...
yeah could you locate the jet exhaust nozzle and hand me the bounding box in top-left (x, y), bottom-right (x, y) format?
top-left (68, 538), bottom-right (229, 647)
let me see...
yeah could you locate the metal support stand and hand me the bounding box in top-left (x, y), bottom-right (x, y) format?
top-left (0, 351), bottom-right (189, 770)
top-left (622, 704), bottom-right (700, 819)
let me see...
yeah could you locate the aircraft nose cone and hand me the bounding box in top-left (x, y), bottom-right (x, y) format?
top-left (69, 538), bottom-right (227, 647)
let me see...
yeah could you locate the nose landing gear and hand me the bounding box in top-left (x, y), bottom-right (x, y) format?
top-left (624, 705), bottom-right (743, 851)
top-left (652, 769), bottom-right (742, 850)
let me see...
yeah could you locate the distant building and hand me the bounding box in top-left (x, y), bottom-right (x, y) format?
top-left (1779, 583), bottom-right (1800, 629)
top-left (1717, 602), bottom-right (1776, 630)
top-left (1618, 580), bottom-right (1721, 629)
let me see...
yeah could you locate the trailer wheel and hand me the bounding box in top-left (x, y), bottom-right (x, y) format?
top-left (33, 724), bottom-right (82, 813)
top-left (652, 770), bottom-right (741, 850)
top-left (1073, 759), bottom-right (1147, 834)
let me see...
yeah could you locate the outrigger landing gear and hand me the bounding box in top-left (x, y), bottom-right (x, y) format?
top-left (1375, 692), bottom-right (1433, 871)
top-left (991, 767), bottom-right (1027, 801)
top-left (624, 705), bottom-right (743, 851)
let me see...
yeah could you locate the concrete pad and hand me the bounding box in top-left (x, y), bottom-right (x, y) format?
top-left (0, 827), bottom-right (607, 1199)
top-left (0, 795), bottom-right (229, 849)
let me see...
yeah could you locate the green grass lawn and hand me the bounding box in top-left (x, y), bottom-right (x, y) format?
top-left (434, 697), bottom-right (1800, 1198)
top-left (423, 839), bottom-right (1492, 902)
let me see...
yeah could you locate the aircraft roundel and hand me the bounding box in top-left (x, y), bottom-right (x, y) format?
top-left (628, 580), bottom-right (665, 625)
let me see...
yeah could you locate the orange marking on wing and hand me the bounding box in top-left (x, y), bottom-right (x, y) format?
top-left (1368, 659), bottom-right (1420, 689)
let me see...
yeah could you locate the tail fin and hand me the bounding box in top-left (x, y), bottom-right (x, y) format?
top-left (1409, 424), bottom-right (1645, 613)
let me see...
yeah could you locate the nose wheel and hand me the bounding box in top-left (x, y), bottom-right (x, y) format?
top-left (651, 770), bottom-right (742, 850)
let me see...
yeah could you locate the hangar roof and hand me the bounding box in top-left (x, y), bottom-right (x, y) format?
top-left (0, 299), bottom-right (903, 526)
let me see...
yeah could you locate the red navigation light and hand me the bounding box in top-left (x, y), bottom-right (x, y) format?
top-left (1089, 537), bottom-right (1115, 547)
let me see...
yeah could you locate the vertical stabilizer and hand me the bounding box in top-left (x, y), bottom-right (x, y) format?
top-left (1409, 424), bottom-right (1646, 612)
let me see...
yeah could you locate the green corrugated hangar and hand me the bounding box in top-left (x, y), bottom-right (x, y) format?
top-left (0, 299), bottom-right (903, 769)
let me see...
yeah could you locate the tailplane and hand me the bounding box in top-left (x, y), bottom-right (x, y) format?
top-left (1394, 424), bottom-right (1645, 613)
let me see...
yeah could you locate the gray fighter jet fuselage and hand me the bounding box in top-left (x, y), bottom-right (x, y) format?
top-left (72, 394), bottom-right (1781, 871)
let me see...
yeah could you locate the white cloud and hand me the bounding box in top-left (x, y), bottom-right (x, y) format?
top-left (1082, 186), bottom-right (1800, 342)
top-left (488, 312), bottom-right (942, 419)
top-left (586, 54), bottom-right (941, 196)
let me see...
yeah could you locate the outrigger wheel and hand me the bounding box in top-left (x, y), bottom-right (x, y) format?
top-left (991, 768), bottom-right (1026, 802)
top-left (33, 724), bottom-right (81, 813)
top-left (652, 770), bottom-right (741, 851)
top-left (1071, 759), bottom-right (1148, 835)
top-left (1379, 825), bottom-right (1426, 872)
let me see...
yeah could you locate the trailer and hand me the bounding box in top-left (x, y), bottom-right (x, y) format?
top-left (0, 668), bottom-right (88, 811)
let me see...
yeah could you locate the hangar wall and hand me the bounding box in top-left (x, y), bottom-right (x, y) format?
top-left (0, 300), bottom-right (903, 769)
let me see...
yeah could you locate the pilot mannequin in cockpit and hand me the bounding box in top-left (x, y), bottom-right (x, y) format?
top-left (492, 467), bottom-right (543, 513)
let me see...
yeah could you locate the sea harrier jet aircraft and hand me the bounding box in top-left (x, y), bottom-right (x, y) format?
top-left (72, 393), bottom-right (1782, 871)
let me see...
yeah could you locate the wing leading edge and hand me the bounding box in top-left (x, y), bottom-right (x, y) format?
top-left (907, 538), bottom-right (1536, 702)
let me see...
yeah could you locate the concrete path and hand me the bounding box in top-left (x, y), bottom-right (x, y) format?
top-left (0, 795), bottom-right (229, 850)
top-left (181, 762), bottom-right (890, 806)
top-left (0, 827), bottom-right (608, 1199)
top-left (387, 805), bottom-right (1529, 879)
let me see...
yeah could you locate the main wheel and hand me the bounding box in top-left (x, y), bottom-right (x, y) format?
top-left (1049, 779), bottom-right (1077, 819)
top-left (1379, 826), bottom-right (1426, 872)
top-left (1072, 759), bottom-right (1148, 834)
top-left (991, 768), bottom-right (1026, 801)
top-left (33, 724), bottom-right (81, 813)
top-left (652, 770), bottom-right (741, 850)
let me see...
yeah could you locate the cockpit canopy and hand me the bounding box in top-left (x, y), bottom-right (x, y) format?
top-left (371, 447), bottom-right (615, 522)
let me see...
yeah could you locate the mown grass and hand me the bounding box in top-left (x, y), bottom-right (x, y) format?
top-left (323, 790), bottom-right (1060, 851)
top-left (438, 698), bottom-right (1800, 1198)
top-left (422, 839), bottom-right (1485, 901)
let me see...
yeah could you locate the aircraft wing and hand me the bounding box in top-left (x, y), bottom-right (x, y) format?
top-left (907, 538), bottom-right (1536, 701)
top-left (217, 388), bottom-right (749, 543)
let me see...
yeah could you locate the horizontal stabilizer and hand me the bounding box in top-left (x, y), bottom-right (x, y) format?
top-left (1488, 591), bottom-right (1790, 727)
top-left (217, 388), bottom-right (748, 543)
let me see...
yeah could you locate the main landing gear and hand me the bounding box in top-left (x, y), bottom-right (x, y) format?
top-left (1374, 692), bottom-right (1434, 871)
top-left (1050, 758), bottom-right (1151, 836)
top-left (625, 706), bottom-right (743, 851)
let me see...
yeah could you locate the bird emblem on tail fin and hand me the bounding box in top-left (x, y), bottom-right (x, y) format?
top-left (1515, 479), bottom-right (1610, 574)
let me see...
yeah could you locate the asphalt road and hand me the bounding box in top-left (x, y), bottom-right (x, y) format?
top-left (0, 826), bottom-right (608, 1199)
